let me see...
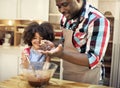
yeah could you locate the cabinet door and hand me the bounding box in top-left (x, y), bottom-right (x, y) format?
top-left (0, 0), bottom-right (17, 19)
top-left (20, 0), bottom-right (49, 21)
top-left (0, 54), bottom-right (18, 81)
top-left (0, 47), bottom-right (21, 81)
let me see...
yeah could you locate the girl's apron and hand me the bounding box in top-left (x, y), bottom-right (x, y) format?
top-left (63, 29), bottom-right (101, 84)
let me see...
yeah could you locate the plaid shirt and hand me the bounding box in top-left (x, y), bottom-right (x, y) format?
top-left (60, 2), bottom-right (110, 69)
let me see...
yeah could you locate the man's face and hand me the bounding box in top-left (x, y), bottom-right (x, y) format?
top-left (56, 0), bottom-right (80, 20)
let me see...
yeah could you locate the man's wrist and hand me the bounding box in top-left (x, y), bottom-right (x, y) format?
top-left (53, 39), bottom-right (64, 47)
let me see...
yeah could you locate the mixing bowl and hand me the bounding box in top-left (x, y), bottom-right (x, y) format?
top-left (21, 62), bottom-right (58, 87)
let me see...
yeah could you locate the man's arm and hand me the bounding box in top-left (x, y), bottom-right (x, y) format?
top-left (61, 49), bottom-right (89, 67)
top-left (40, 43), bottom-right (90, 67)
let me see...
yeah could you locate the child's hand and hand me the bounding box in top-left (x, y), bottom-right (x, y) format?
top-left (21, 51), bottom-right (30, 68)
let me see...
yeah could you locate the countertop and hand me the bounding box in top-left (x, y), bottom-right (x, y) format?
top-left (0, 75), bottom-right (112, 88)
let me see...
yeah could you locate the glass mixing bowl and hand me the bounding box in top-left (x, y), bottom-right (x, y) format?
top-left (21, 62), bottom-right (58, 87)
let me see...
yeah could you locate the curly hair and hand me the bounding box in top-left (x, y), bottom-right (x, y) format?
top-left (22, 21), bottom-right (55, 46)
top-left (40, 22), bottom-right (55, 41)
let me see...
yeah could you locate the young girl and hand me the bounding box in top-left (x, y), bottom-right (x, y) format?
top-left (21, 21), bottom-right (55, 67)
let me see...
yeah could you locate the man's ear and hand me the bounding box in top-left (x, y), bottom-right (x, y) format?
top-left (76, 0), bottom-right (79, 2)
top-left (76, 0), bottom-right (80, 3)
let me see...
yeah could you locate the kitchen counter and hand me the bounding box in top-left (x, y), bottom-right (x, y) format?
top-left (0, 75), bottom-right (112, 88)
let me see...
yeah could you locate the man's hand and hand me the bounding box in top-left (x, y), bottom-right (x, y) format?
top-left (38, 42), bottom-right (63, 58)
top-left (39, 40), bottom-right (55, 51)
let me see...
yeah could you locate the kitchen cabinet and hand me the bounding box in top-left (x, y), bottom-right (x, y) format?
top-left (20, 0), bottom-right (49, 21)
top-left (0, 46), bottom-right (21, 81)
top-left (0, 0), bottom-right (17, 19)
top-left (0, 19), bottom-right (42, 46)
top-left (0, 20), bottom-right (62, 46)
top-left (0, 24), bottom-right (14, 46)
top-left (0, 0), bottom-right (49, 20)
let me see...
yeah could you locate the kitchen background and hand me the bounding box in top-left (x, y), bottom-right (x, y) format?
top-left (0, 0), bottom-right (120, 88)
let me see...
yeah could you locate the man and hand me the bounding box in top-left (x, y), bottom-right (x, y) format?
top-left (40, 0), bottom-right (110, 84)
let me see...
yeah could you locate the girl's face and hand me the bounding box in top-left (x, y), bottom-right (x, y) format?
top-left (31, 32), bottom-right (43, 50)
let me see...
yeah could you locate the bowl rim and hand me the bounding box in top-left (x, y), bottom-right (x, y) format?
top-left (20, 62), bottom-right (58, 71)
